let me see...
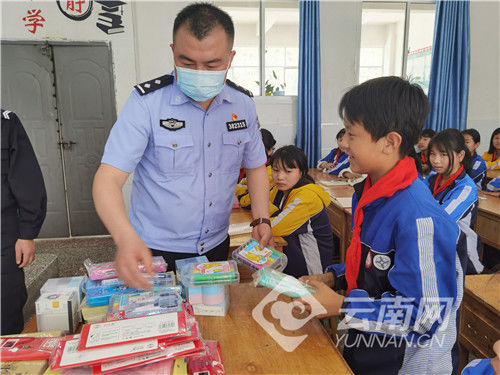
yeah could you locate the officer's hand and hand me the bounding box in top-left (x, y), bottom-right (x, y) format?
top-left (252, 223), bottom-right (275, 249)
top-left (114, 234), bottom-right (154, 290)
top-left (15, 239), bottom-right (35, 268)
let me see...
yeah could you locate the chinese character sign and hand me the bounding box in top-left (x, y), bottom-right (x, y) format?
top-left (23, 9), bottom-right (45, 34)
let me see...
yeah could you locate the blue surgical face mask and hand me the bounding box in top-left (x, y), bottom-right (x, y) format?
top-left (175, 65), bottom-right (228, 102)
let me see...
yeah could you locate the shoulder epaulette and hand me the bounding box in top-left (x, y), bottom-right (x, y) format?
top-left (226, 79), bottom-right (253, 98)
top-left (1, 110), bottom-right (12, 120)
top-left (134, 74), bottom-right (174, 96)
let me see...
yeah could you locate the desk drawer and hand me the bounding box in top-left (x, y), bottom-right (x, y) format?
top-left (327, 205), bottom-right (345, 238)
top-left (476, 212), bottom-right (500, 248)
top-left (460, 304), bottom-right (499, 357)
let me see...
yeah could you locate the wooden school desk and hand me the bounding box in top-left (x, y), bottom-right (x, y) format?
top-left (197, 283), bottom-right (353, 374)
top-left (477, 191), bottom-right (500, 250)
top-left (458, 274), bottom-right (500, 372)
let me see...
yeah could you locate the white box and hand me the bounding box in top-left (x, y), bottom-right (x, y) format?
top-left (35, 291), bottom-right (78, 334)
top-left (192, 292), bottom-right (229, 317)
top-left (40, 276), bottom-right (85, 305)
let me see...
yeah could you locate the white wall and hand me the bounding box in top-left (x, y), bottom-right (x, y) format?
top-left (319, 1), bottom-right (362, 157)
top-left (467, 0), bottom-right (499, 155)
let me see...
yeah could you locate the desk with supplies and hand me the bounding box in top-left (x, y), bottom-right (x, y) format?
top-left (22, 283), bottom-right (353, 375)
top-left (458, 274), bottom-right (500, 372)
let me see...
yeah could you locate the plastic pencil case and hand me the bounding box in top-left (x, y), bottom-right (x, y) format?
top-left (85, 272), bottom-right (181, 307)
top-left (107, 290), bottom-right (183, 321)
top-left (180, 260), bottom-right (239, 286)
top-left (252, 268), bottom-right (316, 298)
top-left (84, 256), bottom-right (167, 280)
top-left (85, 272), bottom-right (177, 293)
top-left (232, 238), bottom-right (288, 271)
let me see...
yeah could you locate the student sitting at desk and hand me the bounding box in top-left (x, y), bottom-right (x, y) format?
top-left (482, 127), bottom-right (500, 170)
top-left (417, 128), bottom-right (436, 176)
top-left (299, 77), bottom-right (467, 375)
top-left (237, 128), bottom-right (276, 206)
top-left (268, 145), bottom-right (333, 278)
top-left (426, 129), bottom-right (483, 275)
top-left (462, 128), bottom-right (487, 189)
top-left (317, 129), bottom-right (350, 175)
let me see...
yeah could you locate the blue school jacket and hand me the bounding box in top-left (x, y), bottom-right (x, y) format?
top-left (462, 358), bottom-right (494, 375)
top-left (471, 153), bottom-right (487, 189)
top-left (426, 171), bottom-right (483, 274)
top-left (328, 178), bottom-right (468, 375)
top-left (318, 148), bottom-right (350, 175)
top-left (486, 177), bottom-right (500, 192)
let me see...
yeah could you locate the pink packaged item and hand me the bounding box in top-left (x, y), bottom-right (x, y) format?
top-left (84, 257), bottom-right (167, 280)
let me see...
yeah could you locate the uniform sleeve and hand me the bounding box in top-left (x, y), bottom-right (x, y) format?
top-left (7, 113), bottom-right (47, 239)
top-left (440, 183), bottom-right (478, 223)
top-left (483, 152), bottom-right (500, 170)
top-left (486, 177), bottom-right (500, 192)
top-left (317, 149), bottom-right (335, 167)
top-left (472, 158), bottom-right (487, 189)
top-left (461, 358), bottom-right (494, 375)
top-left (101, 90), bottom-right (152, 173)
top-left (326, 263), bottom-right (347, 291)
top-left (329, 155), bottom-right (350, 175)
top-left (271, 192), bottom-right (324, 237)
top-left (240, 100), bottom-right (266, 169)
top-left (342, 215), bottom-right (459, 339)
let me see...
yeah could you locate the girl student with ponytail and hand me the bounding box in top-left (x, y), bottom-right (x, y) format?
top-left (426, 129), bottom-right (483, 274)
top-left (297, 77), bottom-right (467, 375)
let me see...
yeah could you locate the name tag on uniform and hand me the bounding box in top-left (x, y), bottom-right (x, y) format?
top-left (160, 118), bottom-right (185, 131)
top-left (226, 120), bottom-right (247, 132)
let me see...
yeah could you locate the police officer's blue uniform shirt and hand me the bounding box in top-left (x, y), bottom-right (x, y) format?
top-left (101, 74), bottom-right (266, 254)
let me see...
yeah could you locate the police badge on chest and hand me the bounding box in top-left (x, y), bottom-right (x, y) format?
top-left (160, 118), bottom-right (185, 131)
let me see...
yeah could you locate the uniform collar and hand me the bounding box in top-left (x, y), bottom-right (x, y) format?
top-left (169, 73), bottom-right (233, 106)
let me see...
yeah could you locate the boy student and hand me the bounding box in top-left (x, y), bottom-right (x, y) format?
top-left (462, 128), bottom-right (487, 189)
top-left (417, 128), bottom-right (436, 176)
top-left (299, 77), bottom-right (467, 375)
top-left (317, 129), bottom-right (350, 175)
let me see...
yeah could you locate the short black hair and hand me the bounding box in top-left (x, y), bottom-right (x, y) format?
top-left (260, 128), bottom-right (276, 152)
top-left (420, 129), bottom-right (436, 139)
top-left (461, 128), bottom-right (481, 144)
top-left (270, 145), bottom-right (314, 184)
top-left (429, 129), bottom-right (472, 177)
top-left (338, 76), bottom-right (430, 157)
top-left (488, 127), bottom-right (500, 154)
top-left (336, 129), bottom-right (346, 140)
top-left (173, 3), bottom-right (234, 47)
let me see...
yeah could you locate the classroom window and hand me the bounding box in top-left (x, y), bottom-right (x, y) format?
top-left (216, 1), bottom-right (299, 96)
top-left (360, 1), bottom-right (436, 93)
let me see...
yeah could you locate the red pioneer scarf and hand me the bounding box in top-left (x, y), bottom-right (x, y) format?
top-left (420, 152), bottom-right (428, 164)
top-left (333, 149), bottom-right (341, 166)
top-left (345, 156), bottom-right (418, 294)
top-left (493, 151), bottom-right (498, 162)
top-left (432, 165), bottom-right (464, 197)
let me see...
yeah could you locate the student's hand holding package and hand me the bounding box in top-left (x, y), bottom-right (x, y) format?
top-left (296, 279), bottom-right (344, 318)
top-left (300, 272), bottom-right (334, 288)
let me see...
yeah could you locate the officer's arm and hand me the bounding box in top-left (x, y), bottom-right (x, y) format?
top-left (93, 163), bottom-right (153, 290)
top-left (8, 114), bottom-right (47, 239)
top-left (246, 164), bottom-right (274, 247)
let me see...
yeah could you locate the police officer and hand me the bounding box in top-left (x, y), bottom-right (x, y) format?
top-left (1, 110), bottom-right (47, 334)
top-left (93, 3), bottom-right (273, 289)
